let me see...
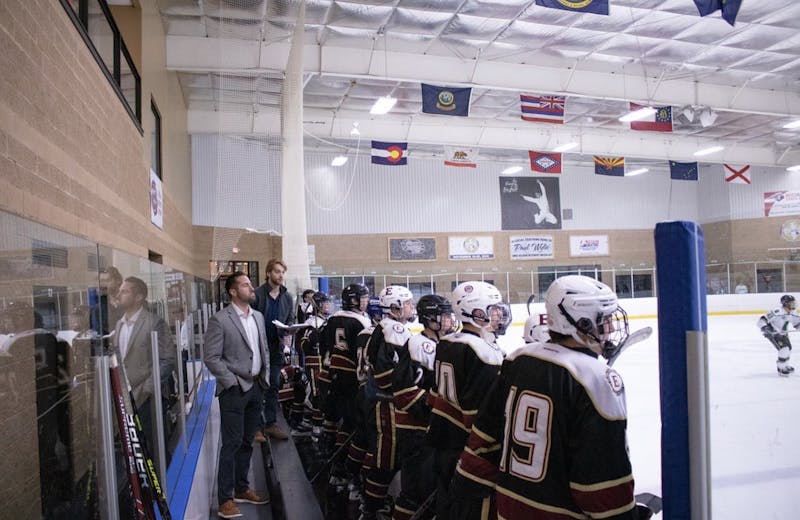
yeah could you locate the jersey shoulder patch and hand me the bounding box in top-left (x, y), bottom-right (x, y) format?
top-left (408, 334), bottom-right (437, 364)
top-left (380, 318), bottom-right (411, 345)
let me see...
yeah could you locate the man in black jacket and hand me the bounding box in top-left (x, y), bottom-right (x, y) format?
top-left (253, 259), bottom-right (295, 440)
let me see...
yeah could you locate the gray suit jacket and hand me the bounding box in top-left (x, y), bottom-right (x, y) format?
top-left (203, 304), bottom-right (270, 396)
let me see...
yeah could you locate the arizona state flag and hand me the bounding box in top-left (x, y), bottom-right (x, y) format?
top-left (421, 84), bottom-right (471, 117)
top-left (594, 156), bottom-right (625, 176)
top-left (534, 0), bottom-right (609, 15)
top-left (371, 141), bottom-right (407, 166)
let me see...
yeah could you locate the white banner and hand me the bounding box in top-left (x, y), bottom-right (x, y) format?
top-left (449, 236), bottom-right (494, 260)
top-left (569, 235), bottom-right (609, 257)
top-left (149, 169), bottom-right (163, 230)
top-left (510, 236), bottom-right (554, 260)
top-left (765, 191), bottom-right (800, 217)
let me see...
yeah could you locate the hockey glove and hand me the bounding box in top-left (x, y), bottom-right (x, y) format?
top-left (761, 325), bottom-right (776, 338)
top-left (635, 504), bottom-right (654, 520)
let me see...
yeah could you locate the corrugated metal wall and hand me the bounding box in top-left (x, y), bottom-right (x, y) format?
top-left (192, 135), bottom-right (795, 234)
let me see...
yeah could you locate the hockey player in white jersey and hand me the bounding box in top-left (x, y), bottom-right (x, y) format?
top-left (522, 314), bottom-right (549, 344)
top-left (757, 294), bottom-right (799, 376)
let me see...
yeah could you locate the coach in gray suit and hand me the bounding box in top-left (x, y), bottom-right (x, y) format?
top-left (204, 271), bottom-right (271, 518)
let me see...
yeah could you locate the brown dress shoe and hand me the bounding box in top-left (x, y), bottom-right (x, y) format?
top-left (252, 430), bottom-right (267, 444)
top-left (263, 423), bottom-right (288, 440)
top-left (234, 488), bottom-right (270, 505)
top-left (217, 499), bottom-right (243, 518)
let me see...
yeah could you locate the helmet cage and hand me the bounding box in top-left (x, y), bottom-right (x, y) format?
top-left (781, 294), bottom-right (796, 309)
top-left (342, 283), bottom-right (369, 311)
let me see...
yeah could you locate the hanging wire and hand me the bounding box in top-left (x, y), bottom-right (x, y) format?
top-left (303, 133), bottom-right (363, 212)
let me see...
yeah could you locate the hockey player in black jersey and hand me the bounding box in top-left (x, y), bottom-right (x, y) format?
top-left (360, 285), bottom-right (416, 520)
top-left (426, 281), bottom-right (510, 520)
top-left (757, 294), bottom-right (799, 376)
top-left (453, 275), bottom-right (654, 520)
top-left (297, 291), bottom-right (333, 434)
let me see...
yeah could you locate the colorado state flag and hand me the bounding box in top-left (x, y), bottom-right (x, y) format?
top-left (534, 0), bottom-right (609, 15)
top-left (421, 84), bottom-right (471, 117)
top-left (594, 156), bottom-right (625, 176)
top-left (670, 161), bottom-right (698, 181)
top-left (371, 141), bottom-right (407, 166)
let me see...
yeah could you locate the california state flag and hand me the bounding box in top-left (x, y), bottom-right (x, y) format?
top-left (724, 163), bottom-right (751, 184)
top-left (443, 146), bottom-right (477, 168)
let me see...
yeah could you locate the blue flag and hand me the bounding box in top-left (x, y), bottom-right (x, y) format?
top-left (670, 161), bottom-right (698, 181)
top-left (594, 156), bottom-right (625, 176)
top-left (693, 0), bottom-right (742, 26)
top-left (421, 84), bottom-right (471, 117)
top-left (371, 141), bottom-right (407, 166)
top-left (534, 0), bottom-right (609, 15)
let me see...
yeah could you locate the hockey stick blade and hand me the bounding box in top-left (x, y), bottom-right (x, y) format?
top-left (635, 492), bottom-right (663, 515)
top-left (607, 326), bottom-right (653, 367)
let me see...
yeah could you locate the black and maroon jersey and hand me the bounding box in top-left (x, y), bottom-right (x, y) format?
top-left (321, 310), bottom-right (371, 395)
top-left (355, 324), bottom-right (375, 386)
top-left (456, 342), bottom-right (637, 520)
top-left (427, 330), bottom-right (504, 451)
top-left (392, 332), bottom-right (438, 423)
top-left (298, 315), bottom-right (326, 395)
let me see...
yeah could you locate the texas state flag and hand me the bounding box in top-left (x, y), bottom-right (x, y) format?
top-left (371, 141), bottom-right (407, 166)
top-left (629, 102), bottom-right (672, 132)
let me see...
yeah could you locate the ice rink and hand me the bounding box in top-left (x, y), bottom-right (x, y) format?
top-left (498, 297), bottom-right (800, 519)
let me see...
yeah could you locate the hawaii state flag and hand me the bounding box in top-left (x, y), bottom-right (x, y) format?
top-left (594, 156), bottom-right (625, 176)
top-left (371, 141), bottom-right (407, 166)
top-left (670, 161), bottom-right (698, 181)
top-left (521, 94), bottom-right (565, 124)
top-left (629, 103), bottom-right (672, 132)
top-left (724, 163), bottom-right (751, 184)
top-left (421, 84), bottom-right (471, 117)
top-left (529, 151), bottom-right (562, 173)
top-left (444, 146), bottom-right (477, 168)
top-left (534, 0), bottom-right (609, 15)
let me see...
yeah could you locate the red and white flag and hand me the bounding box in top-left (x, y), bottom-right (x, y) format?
top-left (724, 163), bottom-right (751, 184)
top-left (443, 146), bottom-right (477, 168)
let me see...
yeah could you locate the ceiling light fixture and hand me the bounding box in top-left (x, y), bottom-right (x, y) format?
top-left (350, 122), bottom-right (361, 136)
top-left (370, 96), bottom-right (397, 115)
top-left (699, 108), bottom-right (718, 127)
top-left (626, 168), bottom-right (649, 177)
top-left (502, 165), bottom-right (523, 174)
top-left (681, 106), bottom-right (695, 122)
top-left (787, 165), bottom-right (800, 172)
top-left (693, 145), bottom-right (725, 156)
top-left (331, 155), bottom-right (348, 167)
top-left (619, 106), bottom-right (656, 122)
top-left (783, 119), bottom-right (800, 130)
top-left (553, 142), bottom-right (579, 152)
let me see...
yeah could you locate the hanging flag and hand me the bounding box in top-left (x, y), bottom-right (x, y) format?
top-left (594, 156), bottom-right (624, 176)
top-left (629, 103), bottom-right (673, 133)
top-left (693, 0), bottom-right (743, 26)
top-left (371, 141), bottom-right (407, 166)
top-left (534, 0), bottom-right (609, 15)
top-left (444, 146), bottom-right (477, 168)
top-left (724, 163), bottom-right (751, 184)
top-left (520, 94), bottom-right (565, 124)
top-left (670, 161), bottom-right (699, 181)
top-left (421, 84), bottom-right (471, 117)
top-left (529, 151), bottom-right (562, 173)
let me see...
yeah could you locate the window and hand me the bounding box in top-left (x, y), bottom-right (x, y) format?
top-left (151, 99), bottom-right (162, 179)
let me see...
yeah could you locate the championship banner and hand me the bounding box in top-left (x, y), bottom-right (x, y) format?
top-left (765, 191), bottom-right (800, 217)
top-left (510, 236), bottom-right (554, 260)
top-left (449, 236), bottom-right (494, 260)
top-left (569, 235), bottom-right (609, 257)
top-left (150, 169), bottom-right (163, 229)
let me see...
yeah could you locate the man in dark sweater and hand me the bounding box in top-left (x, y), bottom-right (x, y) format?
top-left (253, 259), bottom-right (295, 440)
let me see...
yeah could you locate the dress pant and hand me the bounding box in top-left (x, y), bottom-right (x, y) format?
top-left (262, 360), bottom-right (283, 426)
top-left (217, 383), bottom-right (263, 505)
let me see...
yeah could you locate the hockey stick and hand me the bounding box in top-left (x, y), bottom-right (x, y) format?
top-left (635, 492), bottom-right (663, 515)
top-left (309, 429), bottom-right (357, 484)
top-left (109, 355), bottom-right (155, 520)
top-left (114, 354), bottom-right (173, 519)
top-left (408, 490), bottom-right (436, 520)
top-left (606, 326), bottom-right (654, 367)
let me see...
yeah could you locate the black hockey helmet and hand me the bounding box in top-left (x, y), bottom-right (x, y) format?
top-left (781, 294), bottom-right (796, 307)
top-left (312, 292), bottom-right (331, 314)
top-left (416, 294), bottom-right (453, 328)
top-left (341, 283), bottom-right (369, 311)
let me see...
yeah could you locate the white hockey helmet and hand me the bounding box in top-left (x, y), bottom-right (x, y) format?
top-left (379, 285), bottom-right (415, 318)
top-left (545, 275), bottom-right (629, 354)
top-left (523, 316), bottom-right (549, 344)
top-left (451, 281), bottom-right (512, 333)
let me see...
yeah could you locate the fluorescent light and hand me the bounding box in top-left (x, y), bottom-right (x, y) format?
top-left (553, 142), bottom-right (578, 152)
top-left (787, 165), bottom-right (800, 172)
top-left (783, 119), bottom-right (800, 130)
top-left (626, 168), bottom-right (649, 177)
top-left (331, 155), bottom-right (348, 167)
top-left (502, 166), bottom-right (523, 174)
top-left (693, 145), bottom-right (725, 157)
top-left (370, 96), bottom-right (397, 115)
top-left (619, 106), bottom-right (656, 122)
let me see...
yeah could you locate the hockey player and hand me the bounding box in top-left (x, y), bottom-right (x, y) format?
top-left (758, 294), bottom-right (799, 376)
top-left (522, 315), bottom-right (549, 344)
top-left (426, 281), bottom-right (509, 519)
top-left (453, 275), bottom-right (655, 520)
top-left (298, 292), bottom-right (333, 433)
top-left (391, 294), bottom-right (455, 520)
top-left (360, 285), bottom-right (416, 520)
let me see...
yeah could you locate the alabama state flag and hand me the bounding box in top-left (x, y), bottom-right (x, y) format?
top-left (371, 141), bottom-right (407, 166)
